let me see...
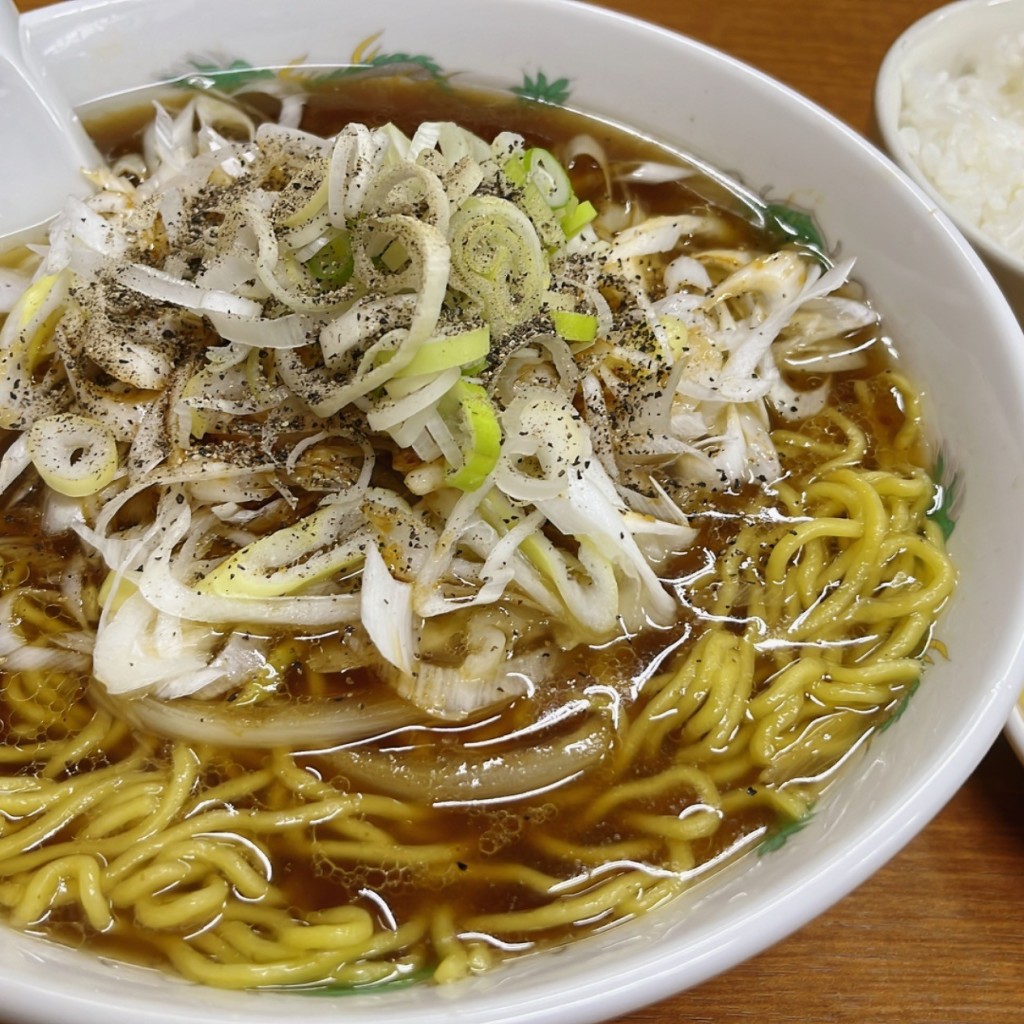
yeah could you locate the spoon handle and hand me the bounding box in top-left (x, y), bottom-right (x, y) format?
top-left (0, 0), bottom-right (101, 241)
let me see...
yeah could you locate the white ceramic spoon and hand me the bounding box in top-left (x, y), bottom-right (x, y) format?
top-left (0, 0), bottom-right (101, 242)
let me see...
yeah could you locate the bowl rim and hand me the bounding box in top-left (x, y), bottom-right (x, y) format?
top-left (874, 0), bottom-right (1024, 278)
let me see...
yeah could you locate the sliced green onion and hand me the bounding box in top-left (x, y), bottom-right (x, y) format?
top-left (552, 310), bottom-right (598, 343)
top-left (506, 147), bottom-right (595, 239)
top-left (560, 198), bottom-right (598, 238)
top-left (360, 542), bottom-right (415, 675)
top-left (659, 314), bottom-right (690, 360)
top-left (439, 379), bottom-right (502, 491)
top-left (502, 155), bottom-right (528, 188)
top-left (380, 239), bottom-right (409, 272)
top-left (16, 273), bottom-right (60, 329)
top-left (13, 272), bottom-right (65, 373)
top-left (25, 413), bottom-right (118, 498)
top-left (518, 182), bottom-right (566, 250)
top-left (98, 571), bottom-right (139, 614)
top-left (305, 232), bottom-right (354, 287)
top-left (391, 326), bottom-right (490, 379)
top-left (524, 147), bottom-right (572, 208)
top-left (282, 177), bottom-right (329, 230)
top-left (481, 490), bottom-right (555, 578)
top-left (503, 153), bottom-right (569, 249)
top-left (449, 195), bottom-right (548, 334)
top-left (199, 504), bottom-right (366, 598)
top-left (480, 490), bottom-right (618, 637)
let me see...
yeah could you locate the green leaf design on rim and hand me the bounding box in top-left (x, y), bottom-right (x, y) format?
top-left (297, 966), bottom-right (434, 996)
top-left (316, 51), bottom-right (446, 83)
top-left (764, 202), bottom-right (827, 253)
top-left (512, 70), bottom-right (572, 105)
top-left (161, 41), bottom-right (575, 109)
top-left (880, 676), bottom-right (922, 733)
top-left (166, 58), bottom-right (277, 92)
top-left (928, 450), bottom-right (962, 540)
top-left (758, 811), bottom-right (815, 855)
top-left (161, 30), bottom-right (447, 96)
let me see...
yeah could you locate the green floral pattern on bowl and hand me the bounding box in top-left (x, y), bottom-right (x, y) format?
top-left (163, 30), bottom-right (573, 105)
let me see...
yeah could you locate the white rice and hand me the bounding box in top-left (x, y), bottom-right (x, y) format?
top-left (899, 32), bottom-right (1024, 258)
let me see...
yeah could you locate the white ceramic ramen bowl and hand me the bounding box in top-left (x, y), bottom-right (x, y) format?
top-left (5, 0), bottom-right (1024, 1021)
top-left (875, 0), bottom-right (1024, 320)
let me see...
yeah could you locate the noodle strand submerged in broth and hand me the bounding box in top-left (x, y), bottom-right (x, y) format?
top-left (0, 77), bottom-right (954, 989)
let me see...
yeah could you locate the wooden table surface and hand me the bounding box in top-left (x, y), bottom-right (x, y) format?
top-left (11, 0), bottom-right (1024, 1021)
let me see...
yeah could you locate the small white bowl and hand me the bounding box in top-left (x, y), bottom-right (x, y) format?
top-left (1007, 701), bottom-right (1024, 762)
top-left (876, 0), bottom-right (1024, 317)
